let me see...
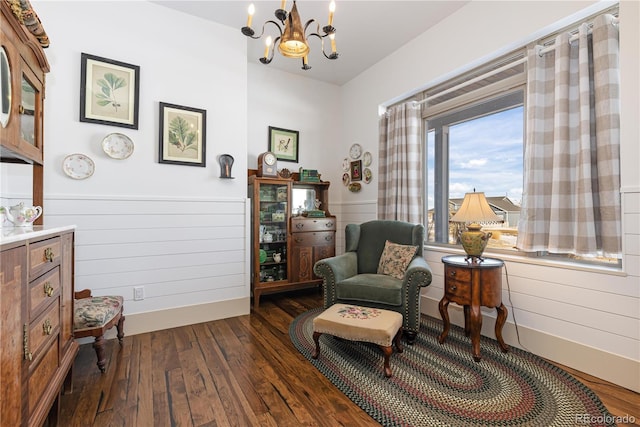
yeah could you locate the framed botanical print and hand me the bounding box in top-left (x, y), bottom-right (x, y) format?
top-left (159, 102), bottom-right (206, 167)
top-left (80, 53), bottom-right (140, 129)
top-left (269, 126), bottom-right (299, 162)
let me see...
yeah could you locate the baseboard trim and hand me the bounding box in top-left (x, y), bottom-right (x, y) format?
top-left (100, 297), bottom-right (250, 340)
top-left (421, 296), bottom-right (640, 393)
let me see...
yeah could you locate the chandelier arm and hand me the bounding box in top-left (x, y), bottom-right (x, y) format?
top-left (307, 32), bottom-right (338, 60)
top-left (242, 20), bottom-right (283, 40)
top-left (260, 36), bottom-right (281, 64)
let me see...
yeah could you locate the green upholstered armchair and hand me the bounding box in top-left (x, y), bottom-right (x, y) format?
top-left (313, 220), bottom-right (432, 344)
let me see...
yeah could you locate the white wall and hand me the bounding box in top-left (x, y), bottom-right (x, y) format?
top-left (338, 0), bottom-right (640, 392)
top-left (6, 0), bottom-right (253, 331)
top-left (246, 63), bottom-right (340, 190)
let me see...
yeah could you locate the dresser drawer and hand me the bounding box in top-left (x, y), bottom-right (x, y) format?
top-left (291, 231), bottom-right (335, 247)
top-left (444, 266), bottom-right (471, 301)
top-left (29, 236), bottom-right (61, 278)
top-left (445, 265), bottom-right (471, 283)
top-left (291, 217), bottom-right (336, 233)
top-left (28, 339), bottom-right (59, 416)
top-left (29, 298), bottom-right (60, 360)
top-left (29, 266), bottom-right (60, 318)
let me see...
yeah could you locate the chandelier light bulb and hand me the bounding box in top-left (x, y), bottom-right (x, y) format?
top-left (264, 36), bottom-right (272, 58)
top-left (328, 1), bottom-right (336, 26)
top-left (247, 4), bottom-right (255, 28)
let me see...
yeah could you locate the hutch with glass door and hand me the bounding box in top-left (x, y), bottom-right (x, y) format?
top-left (1, 4), bottom-right (78, 427)
top-left (248, 174), bottom-right (336, 309)
top-left (0, 1), bottom-right (49, 221)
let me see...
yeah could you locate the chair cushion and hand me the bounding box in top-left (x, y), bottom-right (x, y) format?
top-left (74, 295), bottom-right (123, 331)
top-left (377, 240), bottom-right (418, 279)
top-left (336, 273), bottom-right (403, 306)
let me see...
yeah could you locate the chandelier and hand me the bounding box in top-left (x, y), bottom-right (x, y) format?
top-left (241, 1), bottom-right (338, 70)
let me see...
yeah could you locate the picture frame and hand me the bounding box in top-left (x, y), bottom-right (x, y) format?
top-left (269, 126), bottom-right (299, 162)
top-left (350, 160), bottom-right (362, 181)
top-left (80, 53), bottom-right (140, 129)
top-left (158, 102), bottom-right (206, 167)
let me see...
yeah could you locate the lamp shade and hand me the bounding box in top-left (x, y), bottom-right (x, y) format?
top-left (278, 1), bottom-right (310, 58)
top-left (450, 192), bottom-right (501, 224)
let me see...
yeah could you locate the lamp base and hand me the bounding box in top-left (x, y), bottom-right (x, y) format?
top-left (459, 223), bottom-right (492, 261)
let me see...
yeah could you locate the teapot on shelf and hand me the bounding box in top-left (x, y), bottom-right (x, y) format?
top-left (0, 202), bottom-right (43, 227)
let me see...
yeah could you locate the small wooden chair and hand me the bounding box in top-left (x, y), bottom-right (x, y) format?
top-left (73, 289), bottom-right (125, 373)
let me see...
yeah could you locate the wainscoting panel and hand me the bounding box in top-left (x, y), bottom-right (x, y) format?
top-left (43, 195), bottom-right (250, 329)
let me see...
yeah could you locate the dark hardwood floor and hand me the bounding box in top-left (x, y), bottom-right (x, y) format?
top-left (59, 289), bottom-right (640, 426)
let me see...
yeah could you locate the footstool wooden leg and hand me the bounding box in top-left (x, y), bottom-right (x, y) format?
top-left (312, 331), bottom-right (322, 359)
top-left (394, 328), bottom-right (403, 353)
top-left (381, 345), bottom-right (393, 377)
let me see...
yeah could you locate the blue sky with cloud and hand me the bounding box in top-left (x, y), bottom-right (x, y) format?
top-left (426, 106), bottom-right (523, 209)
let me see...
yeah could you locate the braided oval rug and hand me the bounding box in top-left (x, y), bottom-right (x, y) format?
top-left (289, 308), bottom-right (615, 427)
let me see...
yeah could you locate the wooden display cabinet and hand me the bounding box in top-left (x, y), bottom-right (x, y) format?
top-left (1, 1), bottom-right (49, 223)
top-left (248, 174), bottom-right (336, 309)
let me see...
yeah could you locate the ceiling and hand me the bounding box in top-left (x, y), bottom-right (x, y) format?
top-left (153, 1), bottom-right (470, 86)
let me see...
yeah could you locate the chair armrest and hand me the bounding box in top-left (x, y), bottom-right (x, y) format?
top-left (404, 256), bottom-right (433, 288)
top-left (314, 252), bottom-right (358, 307)
top-left (314, 252), bottom-right (358, 283)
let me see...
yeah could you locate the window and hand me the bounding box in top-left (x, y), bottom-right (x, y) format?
top-left (426, 90), bottom-right (524, 252)
top-left (420, 8), bottom-right (621, 267)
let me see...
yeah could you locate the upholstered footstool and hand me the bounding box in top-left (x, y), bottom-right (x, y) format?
top-left (312, 303), bottom-right (403, 377)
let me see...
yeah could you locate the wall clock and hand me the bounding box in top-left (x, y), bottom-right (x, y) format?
top-left (349, 143), bottom-right (362, 159)
top-left (257, 151), bottom-right (278, 177)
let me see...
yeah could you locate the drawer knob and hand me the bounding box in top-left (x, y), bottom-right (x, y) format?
top-left (44, 282), bottom-right (54, 297)
top-left (44, 247), bottom-right (55, 262)
top-left (296, 223), bottom-right (304, 229)
top-left (295, 237), bottom-right (303, 243)
top-left (450, 285), bottom-right (457, 292)
top-left (449, 270), bottom-right (456, 277)
top-left (325, 235), bottom-right (333, 241)
top-left (326, 222), bottom-right (334, 228)
top-left (43, 319), bottom-right (53, 335)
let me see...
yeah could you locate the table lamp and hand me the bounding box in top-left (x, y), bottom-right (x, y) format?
top-left (450, 191), bottom-right (502, 261)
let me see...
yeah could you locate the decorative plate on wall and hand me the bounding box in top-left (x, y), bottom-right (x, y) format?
top-left (342, 158), bottom-right (350, 171)
top-left (363, 151), bottom-right (372, 166)
top-left (62, 153), bottom-right (95, 180)
top-left (349, 143), bottom-right (362, 159)
top-left (102, 133), bottom-right (134, 159)
top-left (342, 173), bottom-right (350, 186)
top-left (364, 168), bottom-right (373, 183)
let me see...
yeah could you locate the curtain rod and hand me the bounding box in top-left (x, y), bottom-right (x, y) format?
top-left (414, 15), bottom-right (618, 107)
top-left (538, 16), bottom-right (619, 56)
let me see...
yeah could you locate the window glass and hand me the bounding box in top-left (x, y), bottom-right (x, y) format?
top-left (426, 91), bottom-right (523, 251)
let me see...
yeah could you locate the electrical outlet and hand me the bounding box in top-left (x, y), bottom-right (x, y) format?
top-left (133, 286), bottom-right (144, 301)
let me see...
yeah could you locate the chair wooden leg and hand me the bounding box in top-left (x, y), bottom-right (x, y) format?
top-left (116, 313), bottom-right (125, 345)
top-left (93, 335), bottom-right (106, 373)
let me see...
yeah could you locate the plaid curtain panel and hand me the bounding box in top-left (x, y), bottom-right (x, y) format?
top-left (517, 13), bottom-right (621, 257)
top-left (377, 102), bottom-right (423, 223)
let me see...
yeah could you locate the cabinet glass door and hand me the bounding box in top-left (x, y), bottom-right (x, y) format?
top-left (20, 75), bottom-right (37, 146)
top-left (258, 183), bottom-right (288, 283)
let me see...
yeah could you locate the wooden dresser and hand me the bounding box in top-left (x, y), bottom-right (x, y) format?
top-left (289, 216), bottom-right (336, 283)
top-left (1, 226), bottom-right (78, 426)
